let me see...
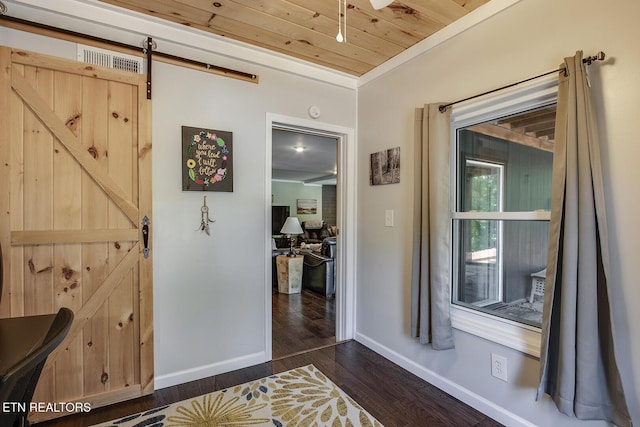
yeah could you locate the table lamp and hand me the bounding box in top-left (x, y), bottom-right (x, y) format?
top-left (280, 217), bottom-right (303, 257)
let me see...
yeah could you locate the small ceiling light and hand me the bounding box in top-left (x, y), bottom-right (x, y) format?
top-left (295, 146), bottom-right (305, 153)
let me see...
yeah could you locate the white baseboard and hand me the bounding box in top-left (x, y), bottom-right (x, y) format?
top-left (154, 351), bottom-right (266, 390)
top-left (354, 333), bottom-right (536, 427)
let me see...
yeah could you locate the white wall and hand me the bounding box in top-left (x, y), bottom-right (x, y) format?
top-left (0, 27), bottom-right (357, 387)
top-left (356, 0), bottom-right (639, 426)
top-left (150, 60), bottom-right (356, 385)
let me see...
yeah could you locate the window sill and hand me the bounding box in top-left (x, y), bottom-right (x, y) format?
top-left (450, 305), bottom-right (541, 357)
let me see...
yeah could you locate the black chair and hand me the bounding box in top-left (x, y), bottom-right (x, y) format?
top-left (0, 307), bottom-right (74, 427)
top-left (302, 237), bottom-right (336, 298)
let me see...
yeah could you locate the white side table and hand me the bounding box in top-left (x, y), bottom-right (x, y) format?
top-left (276, 255), bottom-right (303, 294)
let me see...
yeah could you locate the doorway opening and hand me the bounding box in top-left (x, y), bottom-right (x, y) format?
top-left (271, 129), bottom-right (337, 359)
top-left (265, 114), bottom-right (356, 361)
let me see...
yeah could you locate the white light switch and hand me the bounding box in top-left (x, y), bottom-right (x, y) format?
top-left (385, 209), bottom-right (394, 227)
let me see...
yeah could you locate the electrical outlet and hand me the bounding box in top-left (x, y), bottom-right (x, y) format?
top-left (491, 353), bottom-right (508, 381)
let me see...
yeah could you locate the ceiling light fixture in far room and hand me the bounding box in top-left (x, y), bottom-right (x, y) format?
top-left (370, 0), bottom-right (394, 9)
top-left (295, 146), bottom-right (306, 153)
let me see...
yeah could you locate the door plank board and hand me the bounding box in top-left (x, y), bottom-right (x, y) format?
top-left (11, 229), bottom-right (139, 245)
top-left (6, 61), bottom-right (25, 317)
top-left (11, 49), bottom-right (141, 84)
top-left (10, 70), bottom-right (139, 224)
top-left (136, 70), bottom-right (154, 395)
top-left (22, 65), bottom-right (55, 318)
top-left (81, 75), bottom-right (111, 396)
top-left (83, 384), bottom-right (142, 409)
top-left (51, 70), bottom-right (85, 399)
top-left (43, 244), bottom-right (140, 371)
top-left (0, 47), bottom-right (11, 317)
top-left (106, 80), bottom-right (137, 391)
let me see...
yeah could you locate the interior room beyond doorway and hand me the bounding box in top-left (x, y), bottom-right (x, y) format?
top-left (271, 128), bottom-right (338, 359)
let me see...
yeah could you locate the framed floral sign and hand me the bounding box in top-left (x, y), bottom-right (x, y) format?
top-left (182, 126), bottom-right (233, 192)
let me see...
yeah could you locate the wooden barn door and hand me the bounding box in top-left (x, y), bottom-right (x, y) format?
top-left (0, 47), bottom-right (153, 422)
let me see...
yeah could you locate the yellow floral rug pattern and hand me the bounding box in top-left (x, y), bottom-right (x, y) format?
top-left (92, 364), bottom-right (384, 427)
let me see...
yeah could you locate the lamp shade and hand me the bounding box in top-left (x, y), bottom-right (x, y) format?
top-left (369, 0), bottom-right (393, 9)
top-left (280, 217), bottom-right (303, 235)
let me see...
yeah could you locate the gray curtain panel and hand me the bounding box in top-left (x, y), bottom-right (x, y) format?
top-left (411, 104), bottom-right (454, 350)
top-left (537, 51), bottom-right (631, 426)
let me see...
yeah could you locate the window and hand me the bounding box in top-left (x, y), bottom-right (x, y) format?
top-left (449, 75), bottom-right (557, 356)
top-left (456, 159), bottom-right (504, 307)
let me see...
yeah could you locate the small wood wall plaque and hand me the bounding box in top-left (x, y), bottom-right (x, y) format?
top-left (182, 126), bottom-right (233, 192)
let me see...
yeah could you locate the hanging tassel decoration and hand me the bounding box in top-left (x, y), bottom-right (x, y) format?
top-left (197, 196), bottom-right (215, 235)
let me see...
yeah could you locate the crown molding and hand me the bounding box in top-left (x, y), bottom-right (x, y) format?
top-left (357, 0), bottom-right (523, 87)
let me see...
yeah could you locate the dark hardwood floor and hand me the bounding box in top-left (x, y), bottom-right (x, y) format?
top-left (35, 291), bottom-right (501, 426)
top-left (272, 288), bottom-right (336, 359)
top-left (36, 341), bottom-right (502, 427)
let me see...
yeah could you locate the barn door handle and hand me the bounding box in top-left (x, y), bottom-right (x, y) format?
top-left (142, 216), bottom-right (150, 259)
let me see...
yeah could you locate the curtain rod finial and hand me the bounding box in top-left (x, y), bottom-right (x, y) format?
top-left (584, 51), bottom-right (606, 65)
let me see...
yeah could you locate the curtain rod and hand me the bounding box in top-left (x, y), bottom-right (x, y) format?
top-left (0, 15), bottom-right (259, 84)
top-left (438, 51), bottom-right (605, 113)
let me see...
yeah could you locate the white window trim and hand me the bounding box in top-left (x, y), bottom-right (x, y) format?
top-left (451, 305), bottom-right (543, 356)
top-left (449, 73), bottom-right (558, 358)
top-left (452, 211), bottom-right (551, 221)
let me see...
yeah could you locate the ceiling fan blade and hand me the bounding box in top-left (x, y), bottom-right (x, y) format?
top-left (369, 0), bottom-right (394, 9)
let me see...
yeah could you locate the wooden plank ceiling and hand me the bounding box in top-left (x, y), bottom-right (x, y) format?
top-left (98, 0), bottom-right (491, 76)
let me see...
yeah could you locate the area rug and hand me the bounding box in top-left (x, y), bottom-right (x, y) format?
top-left (92, 364), bottom-right (383, 427)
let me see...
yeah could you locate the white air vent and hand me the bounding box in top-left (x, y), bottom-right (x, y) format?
top-left (77, 44), bottom-right (144, 74)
